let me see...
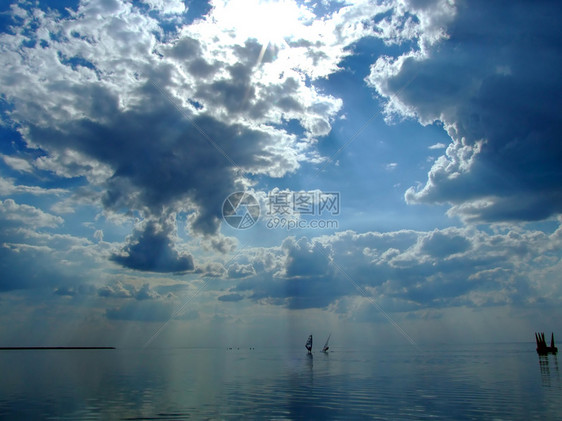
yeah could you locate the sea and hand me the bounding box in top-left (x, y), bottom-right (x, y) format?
top-left (0, 342), bottom-right (560, 420)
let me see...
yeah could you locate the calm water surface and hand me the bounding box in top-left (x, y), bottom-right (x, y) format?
top-left (0, 343), bottom-right (560, 420)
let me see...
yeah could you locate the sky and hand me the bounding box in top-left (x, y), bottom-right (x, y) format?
top-left (0, 0), bottom-right (561, 349)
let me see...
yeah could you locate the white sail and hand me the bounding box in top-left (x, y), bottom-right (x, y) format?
top-left (322, 334), bottom-right (331, 352)
top-left (305, 334), bottom-right (313, 352)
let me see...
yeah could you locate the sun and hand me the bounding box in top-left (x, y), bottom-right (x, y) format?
top-left (214, 0), bottom-right (311, 48)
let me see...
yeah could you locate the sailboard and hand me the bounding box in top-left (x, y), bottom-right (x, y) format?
top-left (305, 334), bottom-right (313, 354)
top-left (322, 333), bottom-right (331, 353)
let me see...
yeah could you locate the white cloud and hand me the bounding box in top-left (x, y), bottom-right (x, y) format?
top-left (1, 154), bottom-right (33, 173)
top-left (0, 178), bottom-right (67, 197)
top-left (227, 222), bottom-right (562, 312)
top-left (0, 199), bottom-right (63, 228)
top-left (141, 0), bottom-right (186, 15)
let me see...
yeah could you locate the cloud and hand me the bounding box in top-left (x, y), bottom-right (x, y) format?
top-left (1, 0), bottom-right (560, 337)
top-left (0, 0), bottom-right (467, 278)
top-left (194, 261), bottom-right (227, 278)
top-left (419, 228), bottom-right (471, 258)
top-left (233, 237), bottom-right (353, 309)
top-left (54, 284), bottom-right (96, 297)
top-left (218, 293), bottom-right (244, 302)
top-left (367, 0), bottom-right (562, 223)
top-left (99, 279), bottom-right (184, 321)
top-left (0, 0), bottom-right (370, 258)
top-left (0, 179), bottom-right (67, 197)
top-left (111, 218), bottom-right (194, 273)
top-left (98, 280), bottom-right (135, 299)
top-left (227, 223), bottom-right (562, 312)
top-left (282, 237), bottom-right (332, 279)
top-left (98, 280), bottom-right (161, 300)
top-left (140, 0), bottom-right (186, 15)
top-left (1, 154), bottom-right (33, 173)
top-left (227, 263), bottom-right (256, 279)
top-left (0, 199), bottom-right (63, 229)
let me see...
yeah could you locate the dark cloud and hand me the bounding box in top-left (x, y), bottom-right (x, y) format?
top-left (26, 80), bottom-right (301, 236)
top-left (111, 219), bottom-right (194, 273)
top-left (53, 286), bottom-right (78, 297)
top-left (165, 36), bottom-right (201, 59)
top-left (218, 293), bottom-right (244, 302)
top-left (190, 37), bottom-right (334, 126)
top-left (187, 58), bottom-right (218, 78)
top-left (370, 0), bottom-right (562, 222)
top-left (420, 229), bottom-right (471, 258)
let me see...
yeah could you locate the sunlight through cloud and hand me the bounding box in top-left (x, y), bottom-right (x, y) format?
top-left (212, 0), bottom-right (313, 48)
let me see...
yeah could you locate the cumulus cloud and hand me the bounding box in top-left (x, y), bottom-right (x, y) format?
top-left (2, 0), bottom-right (560, 336)
top-left (111, 217), bottom-right (194, 273)
top-left (227, 262), bottom-right (256, 279)
top-left (0, 0), bottom-right (373, 267)
top-left (98, 280), bottom-right (160, 300)
top-left (282, 236), bottom-right (332, 279)
top-left (367, 0), bottom-right (562, 223)
top-left (0, 0), bottom-right (467, 279)
top-left (194, 261), bottom-right (227, 278)
top-left (232, 237), bottom-right (352, 309)
top-left (140, 0), bottom-right (186, 15)
top-left (419, 228), bottom-right (471, 258)
top-left (227, 223), bottom-right (562, 313)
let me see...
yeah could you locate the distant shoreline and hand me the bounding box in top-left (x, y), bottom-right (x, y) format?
top-left (0, 347), bottom-right (115, 350)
